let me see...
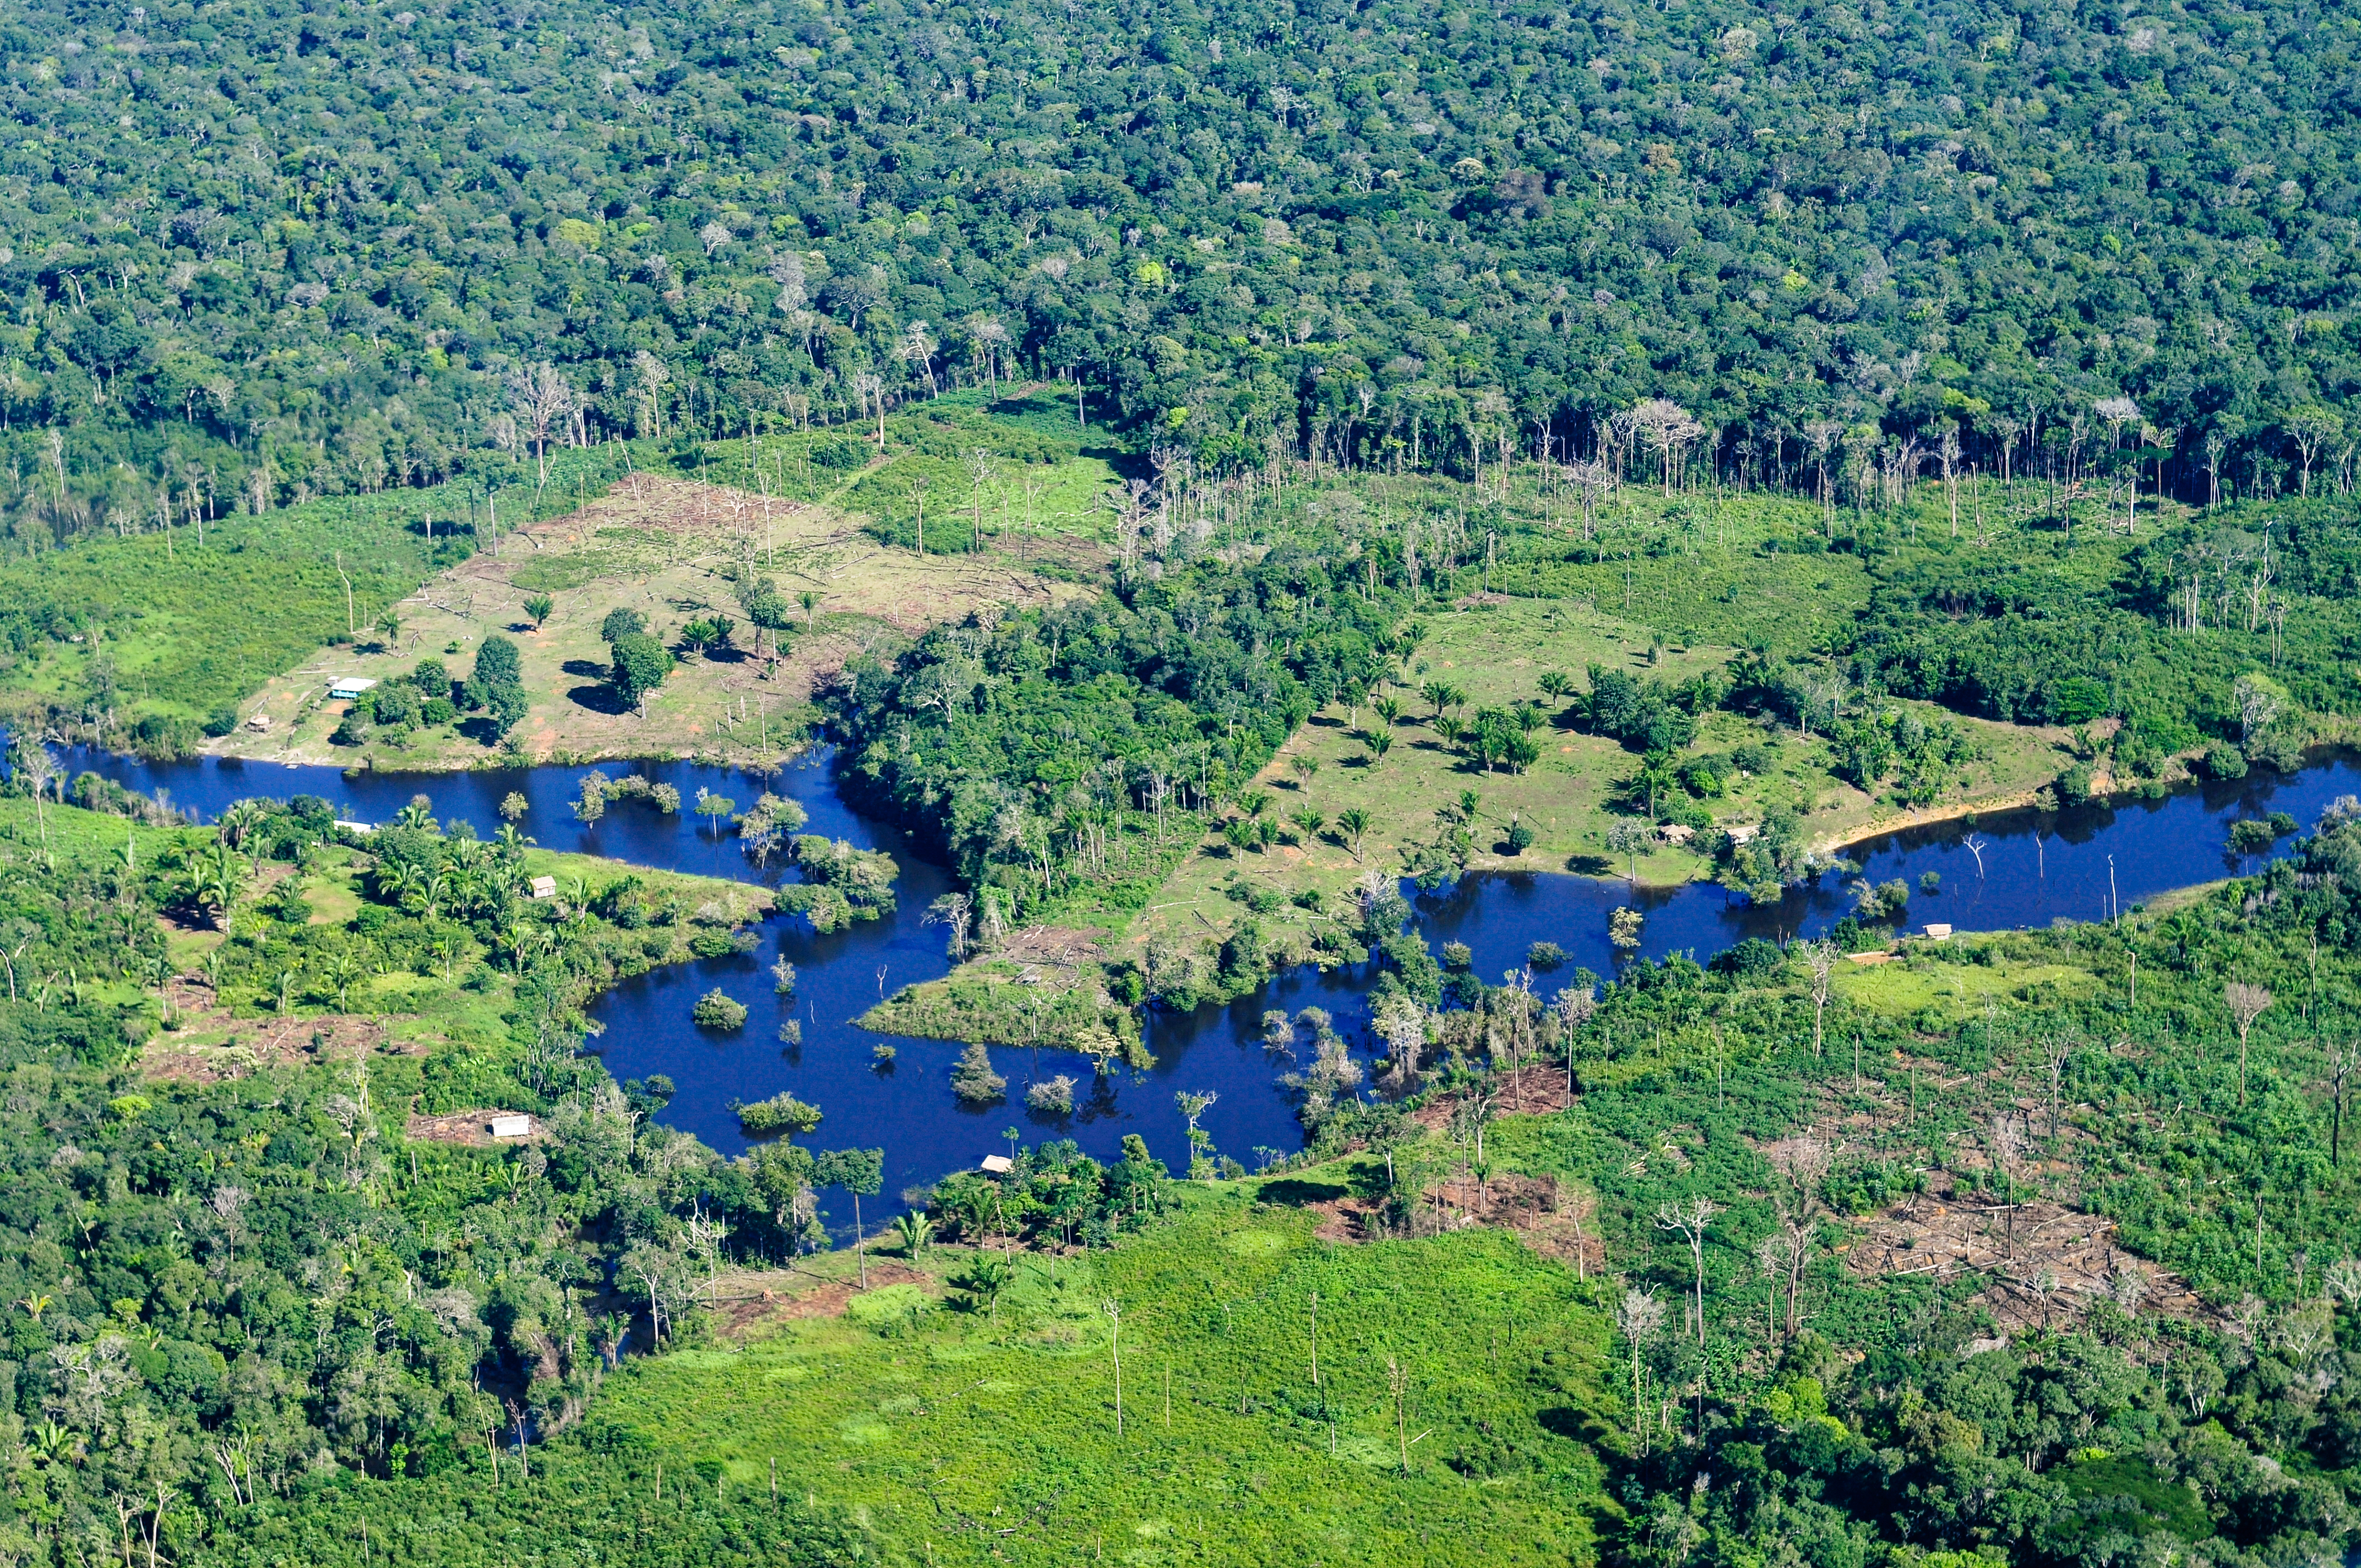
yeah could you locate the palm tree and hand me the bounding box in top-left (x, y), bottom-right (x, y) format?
top-left (892, 1211), bottom-right (935, 1257)
top-left (188, 843), bottom-right (249, 929)
top-left (1337, 808), bottom-right (1373, 857)
top-left (1364, 729), bottom-right (1394, 766)
top-left (1420, 680), bottom-right (1453, 721)
top-left (961, 1255), bottom-right (1012, 1326)
top-left (1537, 671), bottom-right (1573, 702)
top-left (1290, 805), bottom-right (1326, 841)
top-left (1374, 696), bottom-right (1403, 726)
top-left (323, 950), bottom-right (366, 1013)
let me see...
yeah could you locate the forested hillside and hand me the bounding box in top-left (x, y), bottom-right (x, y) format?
top-left (6, 0), bottom-right (2361, 542)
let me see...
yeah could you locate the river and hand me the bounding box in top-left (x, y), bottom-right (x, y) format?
top-left (41, 742), bottom-right (2361, 1216)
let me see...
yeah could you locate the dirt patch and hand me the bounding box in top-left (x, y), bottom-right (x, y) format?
top-left (405, 1108), bottom-right (544, 1148)
top-left (1841, 1176), bottom-right (2211, 1331)
top-left (709, 1261), bottom-right (934, 1340)
top-left (1408, 1069), bottom-right (1577, 1133)
top-left (986, 924), bottom-right (1108, 984)
top-left (143, 997), bottom-right (391, 1085)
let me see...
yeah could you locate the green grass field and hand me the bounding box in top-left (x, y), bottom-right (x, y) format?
top-left (587, 1200), bottom-right (1615, 1566)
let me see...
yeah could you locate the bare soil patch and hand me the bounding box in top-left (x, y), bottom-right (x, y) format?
top-left (404, 1108), bottom-right (545, 1147)
top-left (143, 995), bottom-right (391, 1085)
top-left (709, 1261), bottom-right (935, 1340)
top-left (1840, 1174), bottom-right (2210, 1332)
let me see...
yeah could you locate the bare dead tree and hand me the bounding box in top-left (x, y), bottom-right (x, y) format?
top-left (2226, 982), bottom-right (2273, 1107)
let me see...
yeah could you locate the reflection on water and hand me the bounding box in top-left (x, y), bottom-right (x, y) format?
top-left (40, 741), bottom-right (2361, 1215)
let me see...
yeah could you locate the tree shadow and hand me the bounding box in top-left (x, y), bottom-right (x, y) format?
top-left (568, 683), bottom-right (630, 715)
top-left (1256, 1177), bottom-right (1351, 1206)
top-left (1565, 853), bottom-right (1614, 875)
top-left (561, 658), bottom-right (608, 679)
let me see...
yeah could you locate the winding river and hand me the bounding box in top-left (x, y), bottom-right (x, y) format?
top-left (43, 742), bottom-right (2361, 1213)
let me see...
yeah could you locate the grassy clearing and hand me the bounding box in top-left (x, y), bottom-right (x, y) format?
top-left (1828, 940), bottom-right (2105, 1020)
top-left (1120, 594), bottom-right (2069, 959)
top-left (589, 1200), bottom-right (1614, 1566)
top-left (0, 797), bottom-right (781, 1081)
top-left (205, 469), bottom-right (1104, 769)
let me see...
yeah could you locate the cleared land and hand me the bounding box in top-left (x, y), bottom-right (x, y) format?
top-left (589, 1201), bottom-right (1614, 1566)
top-left (205, 472), bottom-right (1105, 768)
top-left (141, 836), bottom-right (770, 1085)
top-left (1121, 595), bottom-right (2070, 957)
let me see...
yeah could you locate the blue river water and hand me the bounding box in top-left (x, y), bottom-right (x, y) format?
top-left (40, 742), bottom-right (2361, 1215)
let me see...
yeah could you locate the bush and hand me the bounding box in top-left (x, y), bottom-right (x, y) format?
top-left (203, 706), bottom-right (240, 737)
top-left (2056, 762), bottom-right (2098, 805)
top-left (2197, 742), bottom-right (2248, 780)
top-left (1711, 937), bottom-right (1783, 978)
top-left (691, 989), bottom-right (748, 1030)
top-left (1526, 941), bottom-right (1566, 970)
top-left (736, 1092), bottom-right (822, 1135)
top-left (951, 1041), bottom-right (1005, 1102)
top-left (1025, 1075), bottom-right (1076, 1113)
top-left (810, 433), bottom-right (872, 470)
top-left (2228, 819), bottom-right (2276, 854)
top-left (420, 696), bottom-right (456, 726)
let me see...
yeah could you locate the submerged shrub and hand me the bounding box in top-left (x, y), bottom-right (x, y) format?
top-left (692, 989), bottom-right (748, 1030)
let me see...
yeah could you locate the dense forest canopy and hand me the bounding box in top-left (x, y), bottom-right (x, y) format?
top-left (7, 0), bottom-right (2361, 539)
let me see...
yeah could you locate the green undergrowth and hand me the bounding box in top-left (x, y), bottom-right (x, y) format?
top-left (857, 958), bottom-right (1143, 1058)
top-left (0, 444), bottom-right (631, 731)
top-left (583, 1203), bottom-right (1617, 1566)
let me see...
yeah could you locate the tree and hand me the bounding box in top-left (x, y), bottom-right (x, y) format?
top-left (1655, 1197), bottom-right (1720, 1346)
top-left (523, 594), bottom-right (554, 630)
top-left (609, 632), bottom-right (674, 718)
top-left (1614, 1288), bottom-right (1666, 1454)
top-left (466, 634), bottom-right (531, 739)
top-left (742, 582), bottom-right (792, 669)
top-left (1336, 808), bottom-right (1373, 857)
top-left (693, 788), bottom-right (736, 838)
top-left (599, 606), bottom-right (646, 645)
top-left (891, 1211), bottom-right (934, 1257)
top-left (2226, 982), bottom-right (2272, 1107)
top-left (959, 1255), bottom-right (1012, 1325)
top-left (1364, 728), bottom-right (1394, 766)
top-left (811, 1148), bottom-right (885, 1288)
top-left (2232, 672), bottom-right (2286, 742)
top-left (1606, 819), bottom-right (1649, 884)
top-left (2286, 406), bottom-right (2343, 498)
top-left (1799, 940), bottom-right (1839, 1057)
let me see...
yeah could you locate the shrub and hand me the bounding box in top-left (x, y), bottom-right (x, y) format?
top-left (1526, 941), bottom-right (1566, 970)
top-left (2056, 762), bottom-right (2098, 805)
top-left (2228, 819), bottom-right (2276, 854)
top-left (1025, 1075), bottom-right (1076, 1114)
top-left (691, 989), bottom-right (748, 1030)
top-left (951, 1041), bottom-right (1006, 1102)
top-left (735, 1092), bottom-right (822, 1135)
top-left (203, 706), bottom-right (239, 737)
top-left (2197, 742), bottom-right (2248, 780)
